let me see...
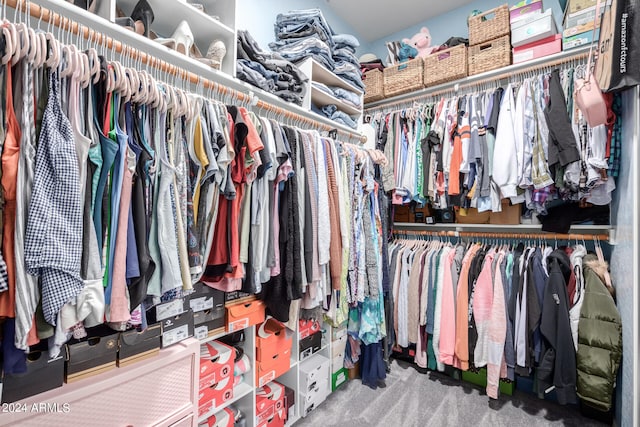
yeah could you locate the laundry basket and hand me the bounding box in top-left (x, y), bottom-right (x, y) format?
top-left (383, 58), bottom-right (424, 98)
top-left (423, 45), bottom-right (468, 87)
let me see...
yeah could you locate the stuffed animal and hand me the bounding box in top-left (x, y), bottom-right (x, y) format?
top-left (403, 27), bottom-right (434, 58)
top-left (397, 42), bottom-right (418, 63)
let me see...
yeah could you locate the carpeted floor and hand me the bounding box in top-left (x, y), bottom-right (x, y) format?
top-left (295, 359), bottom-right (609, 427)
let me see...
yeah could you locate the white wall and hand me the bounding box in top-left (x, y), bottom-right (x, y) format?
top-left (610, 87), bottom-right (639, 427)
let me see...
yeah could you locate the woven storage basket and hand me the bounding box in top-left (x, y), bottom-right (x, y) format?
top-left (468, 4), bottom-right (510, 46)
top-left (363, 69), bottom-right (384, 103)
top-left (468, 35), bottom-right (512, 75)
top-left (423, 45), bottom-right (468, 88)
top-left (383, 58), bottom-right (424, 98)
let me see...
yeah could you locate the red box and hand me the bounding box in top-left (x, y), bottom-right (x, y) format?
top-left (513, 34), bottom-right (562, 64)
top-left (257, 318), bottom-right (293, 362)
top-left (256, 347), bottom-right (291, 387)
top-left (201, 407), bottom-right (235, 427)
top-left (198, 376), bottom-right (234, 418)
top-left (256, 381), bottom-right (286, 427)
top-left (199, 341), bottom-right (235, 391)
top-left (298, 319), bottom-right (321, 340)
top-left (226, 300), bottom-right (266, 332)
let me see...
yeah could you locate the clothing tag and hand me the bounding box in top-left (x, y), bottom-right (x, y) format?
top-left (190, 296), bottom-right (214, 313)
top-left (162, 324), bottom-right (189, 347)
top-left (195, 325), bottom-right (209, 340)
top-left (156, 299), bottom-right (185, 321)
top-left (228, 318), bottom-right (249, 332)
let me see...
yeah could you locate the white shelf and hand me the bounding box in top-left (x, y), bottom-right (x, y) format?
top-left (309, 59), bottom-right (363, 95)
top-left (285, 414), bottom-right (300, 427)
top-left (311, 87), bottom-right (361, 117)
top-left (197, 381), bottom-right (253, 424)
top-left (365, 45), bottom-right (591, 109)
top-left (393, 222), bottom-right (613, 236)
top-left (117, 0), bottom-right (236, 76)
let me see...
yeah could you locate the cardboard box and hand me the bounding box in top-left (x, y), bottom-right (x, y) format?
top-left (331, 354), bottom-right (345, 373)
top-left (198, 376), bottom-right (234, 418)
top-left (188, 282), bottom-right (225, 313)
top-left (299, 331), bottom-right (322, 361)
top-left (298, 318), bottom-right (321, 340)
top-left (331, 325), bottom-right (347, 341)
top-left (284, 385), bottom-right (295, 423)
top-left (194, 308), bottom-right (226, 340)
top-left (331, 368), bottom-right (349, 391)
top-left (490, 201), bottom-right (522, 225)
top-left (256, 411), bottom-right (285, 427)
top-left (562, 28), bottom-right (600, 50)
top-left (299, 354), bottom-right (330, 395)
top-left (567, 0), bottom-right (597, 14)
top-left (563, 20), bottom-right (600, 37)
top-left (564, 4), bottom-right (603, 28)
top-left (65, 326), bottom-right (119, 383)
top-left (331, 335), bottom-right (347, 358)
top-left (256, 381), bottom-right (286, 426)
top-left (200, 341), bottom-right (235, 391)
top-left (146, 297), bottom-right (188, 323)
top-left (256, 348), bottom-right (292, 387)
top-left (160, 310), bottom-right (194, 348)
top-left (224, 290), bottom-right (252, 305)
top-left (117, 323), bottom-right (162, 367)
top-left (300, 384), bottom-right (328, 418)
top-left (257, 318), bottom-right (292, 362)
top-left (226, 300), bottom-right (266, 333)
top-left (513, 34), bottom-right (562, 63)
top-left (510, 0), bottom-right (543, 23)
top-left (1, 344), bottom-right (64, 403)
top-left (455, 207), bottom-right (490, 224)
top-left (511, 9), bottom-right (557, 47)
top-left (200, 407), bottom-right (235, 427)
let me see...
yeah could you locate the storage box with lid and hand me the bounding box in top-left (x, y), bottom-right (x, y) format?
top-left (256, 381), bottom-right (286, 427)
top-left (331, 368), bottom-right (349, 391)
top-left (363, 68), bottom-right (384, 103)
top-left (513, 34), bottom-right (562, 64)
top-left (65, 325), bottom-right (120, 382)
top-left (117, 323), bottom-right (162, 367)
top-left (423, 44), bottom-right (468, 88)
top-left (200, 341), bottom-right (235, 391)
top-left (256, 318), bottom-right (292, 362)
top-left (383, 58), bottom-right (424, 98)
top-left (299, 354), bottom-right (330, 395)
top-left (198, 376), bottom-right (234, 418)
top-left (511, 8), bottom-right (557, 47)
top-left (226, 299), bottom-right (266, 332)
top-left (510, 0), bottom-right (543, 23)
top-left (256, 346), bottom-right (291, 387)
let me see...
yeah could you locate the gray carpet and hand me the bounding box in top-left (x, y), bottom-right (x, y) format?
top-left (295, 360), bottom-right (609, 427)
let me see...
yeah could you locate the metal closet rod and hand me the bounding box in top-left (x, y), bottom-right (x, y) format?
top-left (392, 229), bottom-right (610, 242)
top-left (3, 0), bottom-right (366, 143)
top-left (365, 47), bottom-right (590, 112)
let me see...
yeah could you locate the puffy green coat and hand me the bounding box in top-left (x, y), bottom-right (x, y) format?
top-left (576, 254), bottom-right (623, 412)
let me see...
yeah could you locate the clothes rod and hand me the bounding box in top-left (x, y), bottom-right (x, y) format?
top-left (365, 45), bottom-right (590, 112)
top-left (3, 0), bottom-right (366, 143)
top-left (392, 229), bottom-right (610, 242)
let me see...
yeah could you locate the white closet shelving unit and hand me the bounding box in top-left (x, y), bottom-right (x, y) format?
top-left (299, 57), bottom-right (364, 128)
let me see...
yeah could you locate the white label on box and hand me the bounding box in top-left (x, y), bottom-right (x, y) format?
top-left (259, 370), bottom-right (276, 387)
top-left (195, 325), bottom-right (209, 340)
top-left (190, 296), bottom-right (214, 312)
top-left (514, 50), bottom-right (534, 63)
top-left (162, 324), bottom-right (189, 347)
top-left (336, 371), bottom-right (346, 386)
top-left (156, 299), bottom-right (184, 321)
top-left (228, 318), bottom-right (249, 332)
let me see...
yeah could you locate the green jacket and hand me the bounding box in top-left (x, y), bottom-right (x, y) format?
top-left (576, 254), bottom-right (623, 412)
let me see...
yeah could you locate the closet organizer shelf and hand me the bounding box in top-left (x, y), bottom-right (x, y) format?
top-left (393, 222), bottom-right (614, 237)
top-left (116, 0), bottom-right (236, 76)
top-left (311, 88), bottom-right (361, 116)
top-left (364, 45), bottom-right (590, 110)
top-left (197, 382), bottom-right (253, 424)
top-left (23, 0), bottom-right (365, 142)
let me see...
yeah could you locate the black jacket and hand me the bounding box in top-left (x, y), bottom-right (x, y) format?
top-left (538, 249), bottom-right (577, 405)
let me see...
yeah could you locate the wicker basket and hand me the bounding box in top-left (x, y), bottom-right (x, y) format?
top-left (383, 58), bottom-right (424, 98)
top-left (468, 35), bottom-right (512, 76)
top-left (423, 45), bottom-right (468, 88)
top-left (468, 4), bottom-right (510, 46)
top-left (363, 69), bottom-right (384, 103)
